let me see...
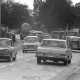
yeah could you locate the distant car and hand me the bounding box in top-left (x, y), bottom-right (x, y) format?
top-left (29, 31), bottom-right (44, 42)
top-left (0, 38), bottom-right (17, 62)
top-left (43, 35), bottom-right (52, 39)
top-left (43, 33), bottom-right (52, 39)
top-left (36, 39), bottom-right (72, 65)
top-left (22, 36), bottom-right (40, 53)
top-left (66, 36), bottom-right (80, 50)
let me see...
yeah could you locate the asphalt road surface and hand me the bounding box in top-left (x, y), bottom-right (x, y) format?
top-left (0, 35), bottom-right (80, 80)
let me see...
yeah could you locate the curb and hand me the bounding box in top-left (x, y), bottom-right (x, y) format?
top-left (49, 66), bottom-right (77, 80)
top-left (72, 50), bottom-right (80, 53)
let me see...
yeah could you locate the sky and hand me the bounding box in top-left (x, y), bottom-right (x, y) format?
top-left (14, 0), bottom-right (34, 9)
top-left (14, 0), bottom-right (80, 10)
top-left (72, 0), bottom-right (80, 5)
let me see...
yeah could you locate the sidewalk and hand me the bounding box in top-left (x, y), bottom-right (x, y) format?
top-left (72, 50), bottom-right (80, 53)
top-left (65, 50), bottom-right (80, 80)
top-left (66, 68), bottom-right (80, 80)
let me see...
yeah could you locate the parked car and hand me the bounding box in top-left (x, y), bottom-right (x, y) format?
top-left (43, 33), bottom-right (52, 39)
top-left (36, 39), bottom-right (72, 65)
top-left (22, 36), bottom-right (40, 53)
top-left (0, 38), bottom-right (17, 62)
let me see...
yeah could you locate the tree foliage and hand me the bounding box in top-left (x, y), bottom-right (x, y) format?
top-left (1, 2), bottom-right (32, 29)
top-left (38, 0), bottom-right (75, 32)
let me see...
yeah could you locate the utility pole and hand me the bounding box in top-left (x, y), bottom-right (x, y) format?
top-left (0, 0), bottom-right (1, 37)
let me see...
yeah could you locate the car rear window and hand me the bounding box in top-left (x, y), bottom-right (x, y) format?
top-left (24, 37), bottom-right (39, 43)
top-left (41, 40), bottom-right (66, 48)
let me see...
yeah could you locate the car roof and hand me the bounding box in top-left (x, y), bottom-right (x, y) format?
top-left (25, 36), bottom-right (38, 38)
top-left (32, 31), bottom-right (43, 33)
top-left (67, 36), bottom-right (80, 38)
top-left (0, 38), bottom-right (12, 40)
top-left (7, 32), bottom-right (15, 34)
top-left (43, 39), bottom-right (66, 42)
top-left (44, 33), bottom-right (50, 34)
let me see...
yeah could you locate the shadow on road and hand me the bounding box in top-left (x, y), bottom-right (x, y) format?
top-left (0, 59), bottom-right (14, 63)
top-left (39, 61), bottom-right (69, 66)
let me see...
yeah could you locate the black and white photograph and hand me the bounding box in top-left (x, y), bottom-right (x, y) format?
top-left (0, 0), bottom-right (80, 80)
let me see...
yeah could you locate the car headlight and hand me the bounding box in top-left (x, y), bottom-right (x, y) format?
top-left (4, 49), bottom-right (9, 53)
top-left (60, 54), bottom-right (66, 56)
top-left (23, 45), bottom-right (27, 49)
top-left (60, 54), bottom-right (67, 58)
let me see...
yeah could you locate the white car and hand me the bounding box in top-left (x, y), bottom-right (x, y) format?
top-left (0, 38), bottom-right (17, 62)
top-left (36, 39), bottom-right (72, 65)
top-left (22, 36), bottom-right (40, 53)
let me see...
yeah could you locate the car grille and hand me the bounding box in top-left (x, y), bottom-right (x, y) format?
top-left (27, 45), bottom-right (34, 49)
top-left (23, 45), bottom-right (27, 49)
top-left (42, 53), bottom-right (57, 57)
top-left (27, 45), bottom-right (38, 49)
top-left (0, 50), bottom-right (5, 55)
top-left (23, 45), bottom-right (38, 49)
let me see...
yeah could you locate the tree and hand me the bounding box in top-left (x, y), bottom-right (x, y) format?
top-left (38, 0), bottom-right (75, 32)
top-left (1, 2), bottom-right (32, 29)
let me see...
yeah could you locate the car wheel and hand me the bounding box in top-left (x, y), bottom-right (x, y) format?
top-left (26, 50), bottom-right (27, 53)
top-left (7, 56), bottom-right (11, 62)
top-left (13, 57), bottom-right (16, 61)
top-left (23, 50), bottom-right (25, 53)
top-left (64, 60), bottom-right (68, 65)
top-left (43, 60), bottom-right (46, 63)
top-left (68, 59), bottom-right (71, 64)
top-left (37, 57), bottom-right (41, 64)
top-left (13, 54), bottom-right (16, 61)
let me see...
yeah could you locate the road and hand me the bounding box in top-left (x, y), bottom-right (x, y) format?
top-left (0, 36), bottom-right (80, 80)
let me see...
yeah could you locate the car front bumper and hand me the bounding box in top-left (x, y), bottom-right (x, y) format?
top-left (23, 49), bottom-right (37, 51)
top-left (0, 55), bottom-right (10, 59)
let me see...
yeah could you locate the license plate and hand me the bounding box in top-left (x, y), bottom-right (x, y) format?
top-left (27, 45), bottom-right (34, 49)
top-left (73, 45), bottom-right (77, 48)
top-left (47, 53), bottom-right (54, 56)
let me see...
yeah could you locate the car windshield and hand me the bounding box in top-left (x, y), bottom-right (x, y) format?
top-left (69, 38), bottom-right (80, 46)
top-left (41, 40), bottom-right (66, 48)
top-left (70, 38), bottom-right (80, 41)
top-left (66, 32), bottom-right (77, 36)
top-left (0, 39), bottom-right (11, 47)
top-left (32, 32), bottom-right (43, 36)
top-left (44, 35), bottom-right (51, 39)
top-left (24, 37), bottom-right (39, 43)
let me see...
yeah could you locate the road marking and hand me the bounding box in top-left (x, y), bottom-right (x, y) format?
top-left (9, 63), bottom-right (16, 65)
top-left (17, 58), bottom-right (36, 64)
top-left (50, 67), bottom-right (77, 80)
top-left (0, 58), bottom-right (36, 69)
top-left (74, 67), bottom-right (80, 72)
top-left (25, 58), bottom-right (36, 62)
top-left (70, 66), bottom-right (79, 68)
top-left (0, 66), bottom-right (6, 68)
top-left (18, 58), bottom-right (36, 63)
top-left (17, 61), bottom-right (23, 63)
top-left (17, 50), bottom-right (22, 54)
